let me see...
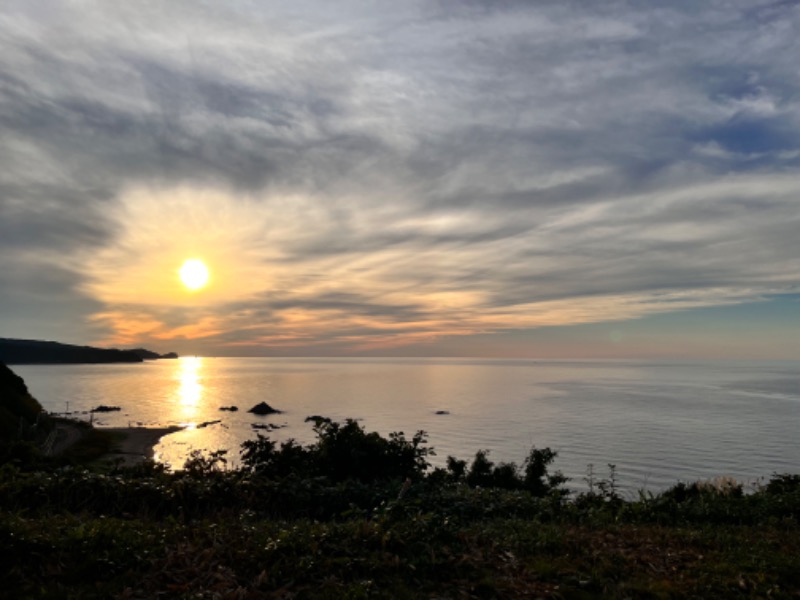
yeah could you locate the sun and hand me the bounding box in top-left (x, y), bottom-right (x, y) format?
top-left (179, 259), bottom-right (210, 291)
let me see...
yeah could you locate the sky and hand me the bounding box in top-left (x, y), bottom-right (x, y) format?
top-left (1, 1), bottom-right (799, 360)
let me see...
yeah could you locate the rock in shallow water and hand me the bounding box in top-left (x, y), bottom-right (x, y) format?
top-left (248, 401), bottom-right (281, 415)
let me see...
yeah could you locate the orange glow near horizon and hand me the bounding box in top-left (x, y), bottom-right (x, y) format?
top-left (81, 185), bottom-right (782, 356)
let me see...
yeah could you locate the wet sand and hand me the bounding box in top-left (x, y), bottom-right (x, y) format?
top-left (98, 426), bottom-right (182, 467)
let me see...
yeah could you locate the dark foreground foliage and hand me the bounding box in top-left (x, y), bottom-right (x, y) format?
top-left (2, 418), bottom-right (800, 598)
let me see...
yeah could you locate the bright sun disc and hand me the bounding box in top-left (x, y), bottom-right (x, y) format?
top-left (179, 259), bottom-right (209, 291)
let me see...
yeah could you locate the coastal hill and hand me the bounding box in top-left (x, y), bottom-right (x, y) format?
top-left (0, 338), bottom-right (178, 365)
top-left (127, 348), bottom-right (179, 361)
top-left (0, 360), bottom-right (43, 437)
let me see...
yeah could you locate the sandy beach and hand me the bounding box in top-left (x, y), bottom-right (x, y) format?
top-left (98, 426), bottom-right (182, 467)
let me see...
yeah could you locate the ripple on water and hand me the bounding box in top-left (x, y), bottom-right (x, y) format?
top-left (13, 357), bottom-right (800, 492)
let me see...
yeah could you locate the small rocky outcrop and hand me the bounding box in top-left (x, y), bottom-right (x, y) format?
top-left (91, 405), bottom-right (122, 413)
top-left (251, 423), bottom-right (285, 430)
top-left (219, 406), bottom-right (239, 412)
top-left (248, 401), bottom-right (281, 415)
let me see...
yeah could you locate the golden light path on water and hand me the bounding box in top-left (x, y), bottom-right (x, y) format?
top-left (176, 356), bottom-right (203, 423)
top-left (155, 356), bottom-right (228, 467)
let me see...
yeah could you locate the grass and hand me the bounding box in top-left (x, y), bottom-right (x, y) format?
top-left (3, 509), bottom-right (798, 598)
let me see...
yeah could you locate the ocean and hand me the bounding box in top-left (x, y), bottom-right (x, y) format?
top-left (13, 357), bottom-right (800, 492)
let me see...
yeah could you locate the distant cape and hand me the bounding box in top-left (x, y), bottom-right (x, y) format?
top-left (0, 338), bottom-right (179, 365)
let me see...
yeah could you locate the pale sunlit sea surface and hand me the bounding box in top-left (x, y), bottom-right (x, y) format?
top-left (14, 357), bottom-right (800, 493)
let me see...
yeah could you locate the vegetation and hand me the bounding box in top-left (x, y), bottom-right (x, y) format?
top-left (2, 414), bottom-right (800, 598)
top-left (0, 361), bottom-right (47, 443)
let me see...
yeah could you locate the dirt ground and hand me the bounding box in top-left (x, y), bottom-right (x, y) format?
top-left (48, 420), bottom-right (181, 467)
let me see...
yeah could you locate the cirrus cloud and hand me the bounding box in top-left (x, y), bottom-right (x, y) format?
top-left (1, 0), bottom-right (799, 357)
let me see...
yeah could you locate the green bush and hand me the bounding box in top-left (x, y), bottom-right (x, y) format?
top-left (240, 417), bottom-right (433, 483)
top-left (452, 446), bottom-right (568, 497)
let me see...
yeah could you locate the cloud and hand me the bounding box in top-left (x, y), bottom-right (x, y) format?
top-left (1, 1), bottom-right (799, 355)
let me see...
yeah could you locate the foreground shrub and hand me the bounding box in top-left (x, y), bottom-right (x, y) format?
top-left (445, 446), bottom-right (568, 497)
top-left (240, 417), bottom-right (433, 483)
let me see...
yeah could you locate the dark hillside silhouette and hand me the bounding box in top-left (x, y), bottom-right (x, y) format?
top-left (0, 361), bottom-right (43, 437)
top-left (0, 338), bottom-right (176, 364)
top-left (128, 348), bottom-right (180, 360)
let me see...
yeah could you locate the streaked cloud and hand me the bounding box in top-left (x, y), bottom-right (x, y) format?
top-left (1, 1), bottom-right (799, 356)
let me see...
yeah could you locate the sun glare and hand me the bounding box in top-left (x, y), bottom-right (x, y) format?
top-left (179, 259), bottom-right (210, 291)
top-left (178, 356), bottom-right (203, 406)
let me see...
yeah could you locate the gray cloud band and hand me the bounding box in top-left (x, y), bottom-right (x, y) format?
top-left (1, 1), bottom-right (798, 349)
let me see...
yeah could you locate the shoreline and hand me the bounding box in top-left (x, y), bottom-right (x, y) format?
top-left (97, 426), bottom-right (183, 467)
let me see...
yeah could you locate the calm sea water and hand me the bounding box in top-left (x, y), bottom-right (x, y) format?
top-left (14, 357), bottom-right (800, 492)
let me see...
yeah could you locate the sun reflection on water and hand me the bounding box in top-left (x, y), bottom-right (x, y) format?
top-left (176, 356), bottom-right (203, 424)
